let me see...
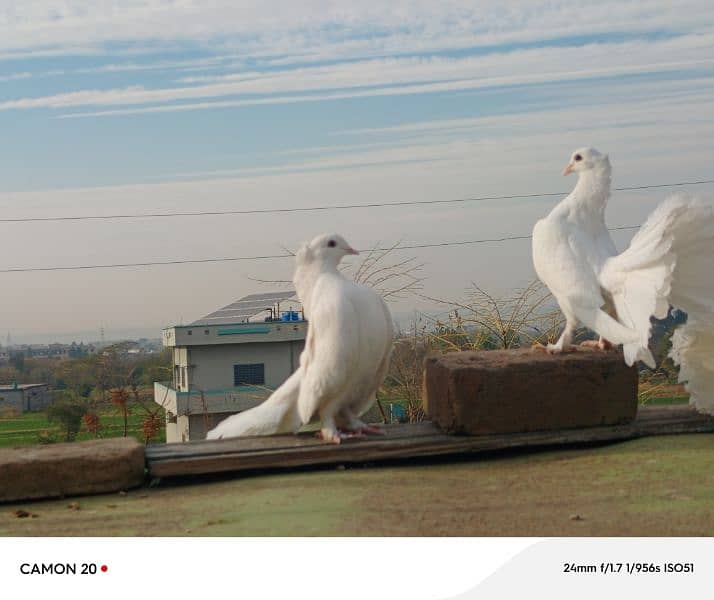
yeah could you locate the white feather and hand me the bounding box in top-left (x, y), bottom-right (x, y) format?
top-left (534, 148), bottom-right (714, 415)
top-left (205, 233), bottom-right (393, 441)
top-left (205, 368), bottom-right (302, 440)
top-left (532, 148), bottom-right (647, 362)
top-left (670, 320), bottom-right (714, 415)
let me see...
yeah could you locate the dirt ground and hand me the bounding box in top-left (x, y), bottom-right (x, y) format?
top-left (2, 434), bottom-right (712, 536)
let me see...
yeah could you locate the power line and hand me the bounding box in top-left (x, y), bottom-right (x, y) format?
top-left (1, 179), bottom-right (713, 224)
top-left (0, 225), bottom-right (640, 274)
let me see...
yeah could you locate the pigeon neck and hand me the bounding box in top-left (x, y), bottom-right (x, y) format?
top-left (566, 161), bottom-right (611, 220)
top-left (293, 259), bottom-right (340, 317)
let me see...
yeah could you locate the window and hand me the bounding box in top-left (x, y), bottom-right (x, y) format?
top-left (234, 363), bottom-right (265, 386)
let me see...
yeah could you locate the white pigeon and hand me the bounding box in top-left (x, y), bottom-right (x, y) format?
top-left (206, 233), bottom-right (394, 443)
top-left (532, 147), bottom-right (714, 415)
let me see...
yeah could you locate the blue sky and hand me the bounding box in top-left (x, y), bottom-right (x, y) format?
top-left (1, 1), bottom-right (714, 342)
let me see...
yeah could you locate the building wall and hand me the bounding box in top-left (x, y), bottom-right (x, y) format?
top-left (173, 347), bottom-right (189, 391)
top-left (0, 390), bottom-right (23, 413)
top-left (23, 386), bottom-right (51, 411)
top-left (186, 340), bottom-right (304, 392)
top-left (169, 415), bottom-right (190, 443)
top-left (187, 412), bottom-right (237, 441)
top-left (0, 386), bottom-right (51, 413)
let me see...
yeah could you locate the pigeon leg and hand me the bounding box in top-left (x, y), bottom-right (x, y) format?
top-left (538, 321), bottom-right (576, 354)
top-left (317, 422), bottom-right (344, 445)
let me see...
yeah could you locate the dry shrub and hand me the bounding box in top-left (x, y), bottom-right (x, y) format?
top-left (385, 281), bottom-right (565, 421)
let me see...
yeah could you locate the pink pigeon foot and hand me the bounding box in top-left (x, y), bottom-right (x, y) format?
top-left (354, 424), bottom-right (386, 436)
top-left (580, 338), bottom-right (615, 351)
top-left (315, 430), bottom-right (366, 444)
top-left (532, 342), bottom-right (575, 355)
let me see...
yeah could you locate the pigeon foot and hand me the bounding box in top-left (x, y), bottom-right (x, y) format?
top-left (315, 429), bottom-right (367, 444)
top-left (342, 423), bottom-right (385, 436)
top-left (579, 338), bottom-right (614, 351)
top-left (532, 342), bottom-right (574, 355)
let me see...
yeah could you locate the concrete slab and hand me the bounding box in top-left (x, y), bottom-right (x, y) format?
top-left (0, 438), bottom-right (145, 503)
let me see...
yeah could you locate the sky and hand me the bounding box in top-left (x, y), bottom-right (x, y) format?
top-left (1, 1), bottom-right (714, 343)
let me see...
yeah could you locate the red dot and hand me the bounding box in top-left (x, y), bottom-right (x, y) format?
top-left (101, 565), bottom-right (108, 573)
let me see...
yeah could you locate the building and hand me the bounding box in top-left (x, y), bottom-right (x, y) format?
top-left (154, 291), bottom-right (306, 442)
top-left (0, 383), bottom-right (52, 413)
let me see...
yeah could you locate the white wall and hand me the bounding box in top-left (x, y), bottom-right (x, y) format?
top-left (186, 340), bottom-right (304, 391)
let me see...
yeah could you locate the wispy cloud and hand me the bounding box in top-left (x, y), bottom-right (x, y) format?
top-left (2, 1), bottom-right (714, 61)
top-left (2, 33), bottom-right (713, 118)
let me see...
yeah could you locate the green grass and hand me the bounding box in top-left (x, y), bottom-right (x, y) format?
top-left (0, 408), bottom-right (165, 447)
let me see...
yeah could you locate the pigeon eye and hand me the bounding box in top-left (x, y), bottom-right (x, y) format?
top-left (327, 239), bottom-right (337, 248)
top-left (574, 154), bottom-right (583, 162)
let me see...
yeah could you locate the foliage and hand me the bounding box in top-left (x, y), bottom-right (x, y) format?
top-left (348, 241), bottom-right (424, 301)
top-left (384, 281), bottom-right (565, 422)
top-left (46, 392), bottom-right (88, 442)
top-left (423, 280), bottom-right (565, 349)
top-left (9, 352), bottom-right (25, 373)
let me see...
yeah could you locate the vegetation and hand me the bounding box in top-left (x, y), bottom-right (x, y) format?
top-left (0, 407), bottom-right (166, 448)
top-left (45, 392), bottom-right (88, 442)
top-left (0, 344), bottom-right (171, 447)
top-left (379, 279), bottom-right (688, 423)
top-left (0, 262), bottom-right (688, 444)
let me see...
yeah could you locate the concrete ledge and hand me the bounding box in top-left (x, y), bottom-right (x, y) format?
top-left (424, 348), bottom-right (638, 435)
top-left (0, 438), bottom-right (145, 503)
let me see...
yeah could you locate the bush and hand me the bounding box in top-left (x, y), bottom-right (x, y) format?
top-left (46, 394), bottom-right (88, 442)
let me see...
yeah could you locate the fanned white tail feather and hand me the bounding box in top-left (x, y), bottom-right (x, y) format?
top-left (670, 321), bottom-right (714, 415)
top-left (205, 369), bottom-right (303, 439)
top-left (602, 194), bottom-right (714, 411)
top-left (665, 198), bottom-right (714, 415)
top-left (599, 197), bottom-right (686, 367)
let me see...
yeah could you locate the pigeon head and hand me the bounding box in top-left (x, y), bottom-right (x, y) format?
top-left (562, 147), bottom-right (608, 176)
top-left (298, 233), bottom-right (359, 267)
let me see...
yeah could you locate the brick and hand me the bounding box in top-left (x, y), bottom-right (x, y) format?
top-left (0, 438), bottom-right (145, 503)
top-left (424, 348), bottom-right (638, 435)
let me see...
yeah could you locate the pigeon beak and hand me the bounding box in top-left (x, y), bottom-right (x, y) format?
top-left (562, 163), bottom-right (574, 176)
top-left (345, 247), bottom-right (359, 255)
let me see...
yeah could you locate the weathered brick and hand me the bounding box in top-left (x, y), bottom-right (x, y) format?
top-left (0, 438), bottom-right (145, 502)
top-left (424, 349), bottom-right (638, 435)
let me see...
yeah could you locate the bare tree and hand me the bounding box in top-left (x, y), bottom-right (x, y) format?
top-left (248, 240), bottom-right (424, 301)
top-left (421, 280), bottom-right (564, 349)
top-left (346, 241), bottom-right (424, 301)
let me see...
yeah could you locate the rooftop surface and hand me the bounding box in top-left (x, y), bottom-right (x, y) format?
top-left (1, 435), bottom-right (711, 536)
top-left (190, 291), bottom-right (298, 327)
top-left (0, 383), bottom-right (48, 392)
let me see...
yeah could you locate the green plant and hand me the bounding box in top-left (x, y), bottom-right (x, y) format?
top-left (46, 393), bottom-right (88, 442)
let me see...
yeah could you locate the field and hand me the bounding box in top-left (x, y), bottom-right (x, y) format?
top-left (0, 408), bottom-right (165, 447)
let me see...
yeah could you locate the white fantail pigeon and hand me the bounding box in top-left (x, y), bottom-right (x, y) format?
top-left (206, 233), bottom-right (394, 443)
top-left (532, 147), bottom-right (714, 415)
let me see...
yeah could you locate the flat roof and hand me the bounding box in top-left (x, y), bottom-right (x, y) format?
top-left (191, 291), bottom-right (298, 327)
top-left (0, 383), bottom-right (48, 391)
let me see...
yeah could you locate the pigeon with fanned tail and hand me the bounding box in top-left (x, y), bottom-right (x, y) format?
top-left (206, 233), bottom-right (393, 442)
top-left (532, 147), bottom-right (714, 415)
